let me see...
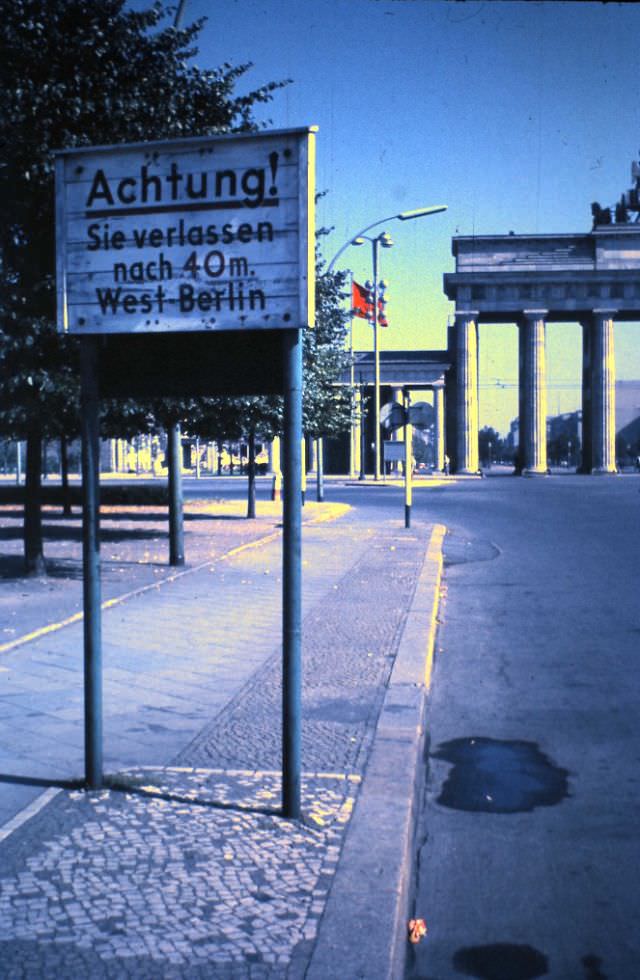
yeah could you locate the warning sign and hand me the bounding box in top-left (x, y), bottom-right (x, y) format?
top-left (55, 127), bottom-right (316, 334)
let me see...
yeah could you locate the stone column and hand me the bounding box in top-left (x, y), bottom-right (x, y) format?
top-left (433, 386), bottom-right (445, 471)
top-left (519, 310), bottom-right (548, 475)
top-left (590, 310), bottom-right (617, 474)
top-left (446, 321), bottom-right (458, 473)
top-left (516, 324), bottom-right (526, 475)
top-left (579, 320), bottom-right (593, 473)
top-left (391, 387), bottom-right (403, 438)
top-left (389, 386), bottom-right (403, 474)
top-left (455, 310), bottom-right (479, 474)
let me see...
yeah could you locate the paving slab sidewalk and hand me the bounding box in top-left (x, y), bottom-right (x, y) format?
top-left (0, 504), bottom-right (444, 979)
top-left (0, 498), bottom-right (343, 653)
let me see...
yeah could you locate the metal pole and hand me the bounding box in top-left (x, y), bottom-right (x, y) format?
top-left (80, 339), bottom-right (103, 789)
top-left (359, 375), bottom-right (366, 480)
top-left (373, 239), bottom-right (381, 480)
top-left (167, 423), bottom-right (184, 566)
top-left (316, 437), bottom-right (324, 502)
top-left (349, 272), bottom-right (356, 477)
top-left (404, 389), bottom-right (413, 528)
top-left (16, 440), bottom-right (22, 485)
top-left (282, 328), bottom-right (303, 819)
top-left (173, 0), bottom-right (188, 28)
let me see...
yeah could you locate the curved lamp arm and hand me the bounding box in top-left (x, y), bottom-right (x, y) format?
top-left (325, 205), bottom-right (447, 273)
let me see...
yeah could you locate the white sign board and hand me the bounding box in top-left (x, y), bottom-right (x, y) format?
top-left (55, 128), bottom-right (316, 334)
top-left (383, 441), bottom-right (405, 462)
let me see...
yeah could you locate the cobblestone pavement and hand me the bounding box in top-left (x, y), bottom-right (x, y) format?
top-left (0, 506), bottom-right (435, 977)
top-left (0, 769), bottom-right (360, 979)
top-left (176, 528), bottom-right (424, 775)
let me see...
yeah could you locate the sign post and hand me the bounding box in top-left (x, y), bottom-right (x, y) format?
top-left (282, 328), bottom-right (303, 819)
top-left (56, 128), bottom-right (315, 810)
top-left (167, 423), bottom-right (185, 566)
top-left (80, 339), bottom-right (103, 788)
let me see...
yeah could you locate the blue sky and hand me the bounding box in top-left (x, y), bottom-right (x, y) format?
top-left (156, 1), bottom-right (640, 433)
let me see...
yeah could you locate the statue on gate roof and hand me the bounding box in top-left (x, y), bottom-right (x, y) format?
top-left (591, 151), bottom-right (640, 228)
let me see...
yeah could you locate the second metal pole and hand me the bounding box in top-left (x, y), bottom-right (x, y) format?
top-left (80, 338), bottom-right (103, 789)
top-left (282, 329), bottom-right (303, 819)
top-left (167, 422), bottom-right (185, 566)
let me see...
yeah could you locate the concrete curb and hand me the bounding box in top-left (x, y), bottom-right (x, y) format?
top-left (306, 523), bottom-right (446, 980)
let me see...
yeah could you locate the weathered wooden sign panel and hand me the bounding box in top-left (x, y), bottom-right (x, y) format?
top-left (56, 128), bottom-right (315, 334)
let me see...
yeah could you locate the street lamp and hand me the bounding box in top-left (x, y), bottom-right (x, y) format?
top-left (326, 204), bottom-right (447, 480)
top-left (326, 205), bottom-right (448, 274)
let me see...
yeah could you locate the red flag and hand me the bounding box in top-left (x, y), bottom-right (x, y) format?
top-left (352, 280), bottom-right (389, 326)
top-left (352, 280), bottom-right (373, 320)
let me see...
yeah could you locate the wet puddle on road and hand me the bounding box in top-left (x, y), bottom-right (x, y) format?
top-left (432, 737), bottom-right (569, 813)
top-left (453, 942), bottom-right (549, 979)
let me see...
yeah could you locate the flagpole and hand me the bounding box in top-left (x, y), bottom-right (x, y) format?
top-left (372, 237), bottom-right (381, 480)
top-left (349, 271), bottom-right (356, 477)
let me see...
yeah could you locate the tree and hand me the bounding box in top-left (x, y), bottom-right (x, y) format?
top-left (306, 231), bottom-right (353, 440)
top-left (0, 0), bottom-right (285, 572)
top-left (479, 426), bottom-right (503, 467)
top-left (183, 394), bottom-right (281, 517)
top-left (182, 228), bottom-right (353, 516)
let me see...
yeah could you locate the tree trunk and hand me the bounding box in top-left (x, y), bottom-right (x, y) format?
top-left (316, 437), bottom-right (325, 502)
top-left (60, 435), bottom-right (72, 516)
top-left (247, 429), bottom-right (256, 519)
top-left (167, 423), bottom-right (184, 566)
top-left (24, 430), bottom-right (45, 575)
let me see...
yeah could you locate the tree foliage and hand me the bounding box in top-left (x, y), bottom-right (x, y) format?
top-left (478, 425), bottom-right (504, 465)
top-left (1, 0), bottom-right (353, 563)
top-left (0, 0), bottom-right (285, 435)
top-left (0, 0), bottom-right (285, 569)
top-left (304, 240), bottom-right (352, 438)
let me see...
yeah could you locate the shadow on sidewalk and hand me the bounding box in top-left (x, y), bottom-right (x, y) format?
top-left (0, 773), bottom-right (83, 791)
top-left (0, 525), bottom-right (167, 544)
top-left (106, 776), bottom-right (281, 819)
top-left (1, 510), bottom-right (252, 525)
top-left (0, 772), bottom-right (282, 820)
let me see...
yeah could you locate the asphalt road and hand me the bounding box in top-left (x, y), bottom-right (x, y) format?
top-left (372, 473), bottom-right (639, 980)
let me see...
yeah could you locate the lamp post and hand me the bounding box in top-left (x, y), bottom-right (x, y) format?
top-left (326, 205), bottom-right (448, 274)
top-left (354, 232), bottom-right (393, 479)
top-left (326, 205), bottom-right (447, 480)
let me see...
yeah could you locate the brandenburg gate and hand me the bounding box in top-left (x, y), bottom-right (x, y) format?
top-left (443, 184), bottom-right (640, 475)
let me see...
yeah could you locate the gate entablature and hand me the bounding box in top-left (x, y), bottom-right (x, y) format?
top-left (444, 227), bottom-right (640, 322)
top-left (443, 224), bottom-right (640, 476)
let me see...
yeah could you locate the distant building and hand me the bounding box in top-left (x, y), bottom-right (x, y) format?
top-left (504, 380), bottom-right (640, 468)
top-left (616, 380), bottom-right (640, 460)
top-left (547, 411), bottom-right (582, 467)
